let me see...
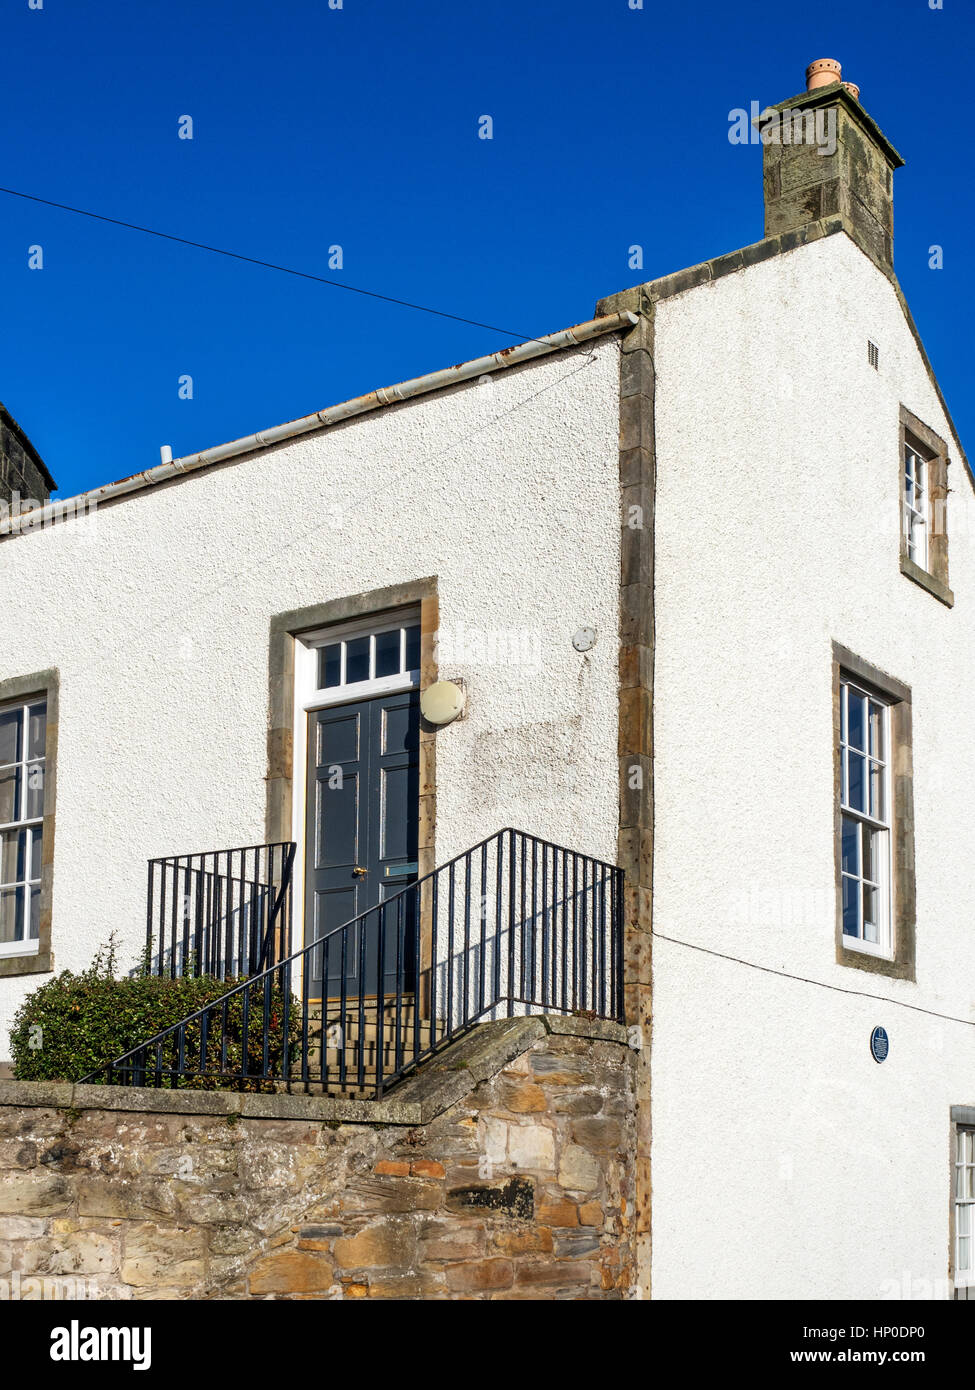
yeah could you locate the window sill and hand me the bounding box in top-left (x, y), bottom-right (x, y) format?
top-left (0, 950), bottom-right (51, 979)
top-left (901, 553), bottom-right (954, 608)
top-left (842, 935), bottom-right (892, 961)
top-left (837, 940), bottom-right (915, 982)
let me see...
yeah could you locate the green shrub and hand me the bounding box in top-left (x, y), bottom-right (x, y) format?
top-left (10, 939), bottom-right (302, 1091)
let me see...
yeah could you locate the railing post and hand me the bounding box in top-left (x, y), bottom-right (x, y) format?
top-left (285, 844), bottom-right (293, 959)
top-left (336, 946), bottom-right (346, 1088)
top-left (430, 872), bottom-right (439, 1054)
top-left (494, 837), bottom-right (503, 1012)
top-left (194, 858), bottom-right (205, 977)
top-left (376, 903), bottom-right (386, 1097)
top-left (217, 854), bottom-right (228, 977)
top-left (541, 844), bottom-right (549, 1010)
top-left (357, 916), bottom-right (367, 1092)
top-left (282, 960), bottom-right (293, 1090)
top-left (263, 842), bottom-right (296, 971)
top-left (413, 881), bottom-right (422, 1067)
top-left (506, 830), bottom-right (516, 1017)
top-left (478, 843), bottom-right (488, 1019)
top-left (178, 861), bottom-right (189, 978)
top-left (560, 849), bottom-right (569, 1013)
top-left (249, 848), bottom-right (260, 977)
top-left (446, 863), bottom-right (455, 1033)
top-left (462, 852), bottom-right (471, 1028)
top-left (394, 894), bottom-right (405, 1076)
top-left (598, 866), bottom-right (607, 1020)
top-left (146, 859), bottom-right (156, 976)
top-left (614, 868), bottom-right (624, 1022)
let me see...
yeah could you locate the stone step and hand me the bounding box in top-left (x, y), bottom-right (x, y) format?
top-left (282, 998), bottom-right (450, 1095)
top-left (317, 1047), bottom-right (424, 1073)
top-left (286, 1061), bottom-right (413, 1090)
top-left (315, 1017), bottom-right (442, 1039)
top-left (305, 1013), bottom-right (444, 1047)
top-left (309, 996), bottom-right (419, 1015)
top-left (275, 1081), bottom-right (385, 1099)
top-left (304, 1036), bottom-right (441, 1072)
top-left (309, 1005), bottom-right (423, 1030)
top-left (293, 1023), bottom-right (448, 1092)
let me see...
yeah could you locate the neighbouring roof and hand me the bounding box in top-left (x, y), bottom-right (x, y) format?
top-left (0, 400), bottom-right (57, 492)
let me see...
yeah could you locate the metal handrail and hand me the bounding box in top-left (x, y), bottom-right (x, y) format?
top-left (83, 828), bottom-right (623, 1096)
top-left (145, 841), bottom-right (296, 980)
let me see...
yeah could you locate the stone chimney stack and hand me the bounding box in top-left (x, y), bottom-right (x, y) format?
top-left (0, 403), bottom-right (56, 512)
top-left (762, 60), bottom-right (904, 271)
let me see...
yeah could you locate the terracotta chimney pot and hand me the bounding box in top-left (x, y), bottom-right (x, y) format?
top-left (806, 58), bottom-right (842, 91)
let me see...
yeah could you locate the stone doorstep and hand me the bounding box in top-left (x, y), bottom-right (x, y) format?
top-left (0, 1015), bottom-right (628, 1126)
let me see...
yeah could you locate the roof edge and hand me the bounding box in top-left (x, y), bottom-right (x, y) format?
top-left (596, 218), bottom-right (971, 489)
top-left (0, 310), bottom-right (636, 540)
top-left (596, 216), bottom-right (850, 317)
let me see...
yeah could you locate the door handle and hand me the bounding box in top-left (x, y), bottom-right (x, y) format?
top-left (352, 866), bottom-right (369, 877)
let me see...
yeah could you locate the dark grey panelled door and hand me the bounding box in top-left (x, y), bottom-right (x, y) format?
top-left (305, 690), bottom-right (420, 997)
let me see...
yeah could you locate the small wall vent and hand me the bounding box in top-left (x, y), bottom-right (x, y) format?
top-left (868, 341), bottom-right (880, 370)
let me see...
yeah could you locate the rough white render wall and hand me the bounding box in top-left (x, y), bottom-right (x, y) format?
top-left (651, 231), bottom-right (975, 1300)
top-left (0, 339), bottom-right (622, 1052)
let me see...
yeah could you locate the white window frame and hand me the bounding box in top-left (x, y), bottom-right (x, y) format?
top-left (839, 678), bottom-right (893, 960)
top-left (955, 1128), bottom-right (975, 1289)
top-left (903, 443), bottom-right (928, 571)
top-left (0, 698), bottom-right (46, 958)
top-left (296, 611), bottom-right (422, 714)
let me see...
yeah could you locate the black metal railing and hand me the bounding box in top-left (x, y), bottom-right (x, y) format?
top-left (145, 841), bottom-right (296, 979)
top-left (85, 829), bottom-right (622, 1098)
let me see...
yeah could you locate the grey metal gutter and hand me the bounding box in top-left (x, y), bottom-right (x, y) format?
top-left (1, 310), bottom-right (637, 537)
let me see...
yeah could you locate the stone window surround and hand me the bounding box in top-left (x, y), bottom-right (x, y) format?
top-left (950, 1108), bottom-right (975, 1299)
top-left (900, 405), bottom-right (952, 608)
top-left (0, 669), bottom-right (58, 979)
top-left (831, 644), bottom-right (915, 981)
top-left (265, 578), bottom-right (438, 991)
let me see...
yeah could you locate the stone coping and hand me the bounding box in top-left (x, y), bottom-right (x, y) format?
top-left (596, 217), bottom-right (850, 319)
top-left (0, 1015), bottom-right (628, 1128)
top-left (596, 215), bottom-right (971, 489)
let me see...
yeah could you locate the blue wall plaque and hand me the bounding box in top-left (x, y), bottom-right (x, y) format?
top-left (870, 1026), bottom-right (889, 1064)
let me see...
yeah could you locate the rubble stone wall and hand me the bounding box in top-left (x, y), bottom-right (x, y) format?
top-left (0, 1018), bottom-right (636, 1300)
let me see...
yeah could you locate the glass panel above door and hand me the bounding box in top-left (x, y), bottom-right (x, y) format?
top-left (308, 618), bottom-right (422, 703)
top-left (375, 628), bottom-right (401, 678)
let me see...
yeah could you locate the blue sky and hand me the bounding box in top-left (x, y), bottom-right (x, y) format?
top-left (1, 0), bottom-right (971, 498)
